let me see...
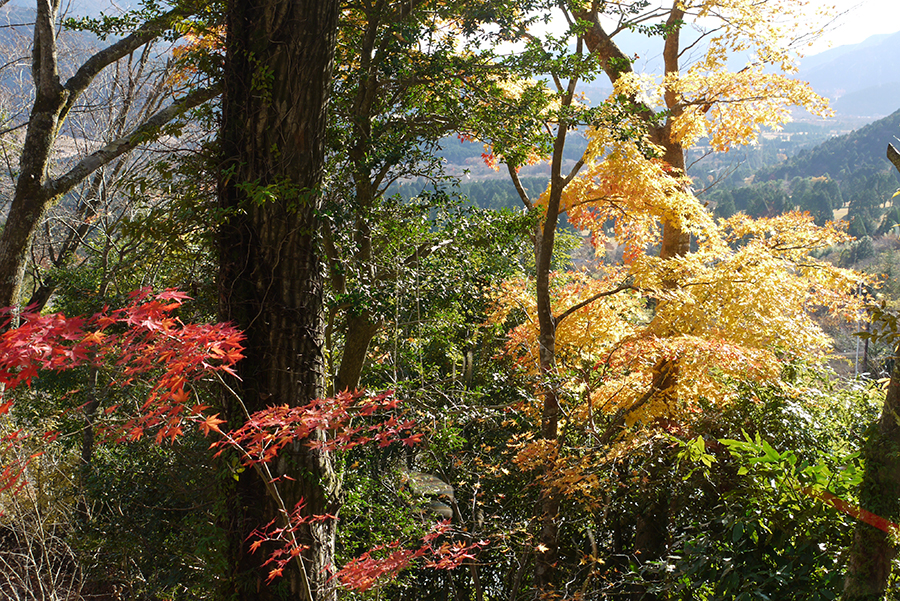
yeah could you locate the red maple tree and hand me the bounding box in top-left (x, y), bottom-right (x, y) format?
top-left (0, 288), bottom-right (487, 590)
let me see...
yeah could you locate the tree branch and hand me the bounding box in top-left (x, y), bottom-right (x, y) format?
top-left (554, 284), bottom-right (638, 325)
top-left (60, 5), bottom-right (194, 122)
top-left (506, 162), bottom-right (533, 209)
top-left (32, 0), bottom-right (59, 96)
top-left (888, 144), bottom-right (900, 176)
top-left (564, 157), bottom-right (585, 187)
top-left (46, 83), bottom-right (221, 199)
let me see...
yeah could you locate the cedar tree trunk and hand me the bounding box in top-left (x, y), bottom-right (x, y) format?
top-left (844, 149), bottom-right (900, 600)
top-left (218, 0), bottom-right (339, 598)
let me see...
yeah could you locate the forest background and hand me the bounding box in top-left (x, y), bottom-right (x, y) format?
top-left (2, 0), bottom-right (900, 600)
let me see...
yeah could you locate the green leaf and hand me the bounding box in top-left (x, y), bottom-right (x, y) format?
top-left (732, 522), bottom-right (744, 543)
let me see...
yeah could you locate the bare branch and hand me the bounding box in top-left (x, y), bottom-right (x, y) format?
top-left (60, 5), bottom-right (194, 121)
top-left (506, 162), bottom-right (533, 209)
top-left (598, 361), bottom-right (673, 445)
top-left (0, 120), bottom-right (29, 137)
top-left (563, 156), bottom-right (585, 187)
top-left (46, 83), bottom-right (221, 199)
top-left (609, 7), bottom-right (670, 36)
top-left (554, 284), bottom-right (638, 325)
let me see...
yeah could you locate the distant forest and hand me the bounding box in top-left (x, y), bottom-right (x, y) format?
top-left (704, 110), bottom-right (900, 240)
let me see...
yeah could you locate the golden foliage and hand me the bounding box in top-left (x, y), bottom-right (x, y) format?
top-left (488, 211), bottom-right (863, 427)
top-left (668, 69), bottom-right (832, 150)
top-left (490, 0), bottom-right (852, 434)
top-left (478, 0), bottom-right (846, 500)
top-left (690, 0), bottom-right (830, 72)
top-left (554, 124), bottom-right (717, 259)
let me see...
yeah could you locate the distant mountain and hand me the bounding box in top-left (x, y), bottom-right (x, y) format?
top-left (756, 109), bottom-right (900, 181)
top-left (582, 28), bottom-right (900, 121)
top-left (797, 32), bottom-right (900, 118)
top-left (800, 33), bottom-right (893, 72)
top-left (831, 81), bottom-right (900, 118)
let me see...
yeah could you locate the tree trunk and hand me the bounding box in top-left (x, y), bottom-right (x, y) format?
top-left (573, 11), bottom-right (687, 598)
top-left (630, 465), bottom-right (671, 601)
top-left (844, 147), bottom-right (900, 600)
top-left (334, 311), bottom-right (381, 392)
top-left (218, 0), bottom-right (339, 598)
top-left (574, 3), bottom-right (689, 261)
top-left (843, 353), bottom-right (900, 600)
top-left (532, 88), bottom-right (572, 595)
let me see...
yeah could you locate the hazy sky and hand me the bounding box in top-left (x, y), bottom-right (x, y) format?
top-left (811, 0), bottom-right (900, 52)
top-left (9, 0), bottom-right (898, 57)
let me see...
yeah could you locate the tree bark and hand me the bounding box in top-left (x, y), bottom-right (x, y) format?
top-left (217, 0), bottom-right (339, 598)
top-left (843, 154), bottom-right (900, 600)
top-left (843, 352), bottom-right (900, 600)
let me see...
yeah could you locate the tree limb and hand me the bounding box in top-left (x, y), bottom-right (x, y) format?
top-left (60, 5), bottom-right (195, 122)
top-left (554, 284), bottom-right (638, 326)
top-left (401, 238), bottom-right (452, 268)
top-left (564, 157), bottom-right (585, 187)
top-left (887, 144), bottom-right (900, 175)
top-left (46, 83), bottom-right (221, 199)
top-left (32, 0), bottom-right (59, 96)
top-left (506, 162), bottom-right (533, 209)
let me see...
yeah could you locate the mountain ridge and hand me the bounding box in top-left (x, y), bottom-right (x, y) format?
top-left (755, 109), bottom-right (900, 182)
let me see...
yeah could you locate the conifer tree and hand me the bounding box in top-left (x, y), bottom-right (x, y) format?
top-left (217, 0), bottom-right (339, 597)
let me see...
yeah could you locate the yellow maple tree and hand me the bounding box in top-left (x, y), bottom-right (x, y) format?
top-left (479, 0), bottom-right (860, 591)
top-left (487, 0), bottom-right (857, 433)
top-left (490, 211), bottom-right (861, 427)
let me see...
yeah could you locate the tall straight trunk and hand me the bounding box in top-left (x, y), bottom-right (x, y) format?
top-left (218, 0), bottom-right (339, 598)
top-left (532, 82), bottom-right (574, 593)
top-left (844, 148), bottom-right (900, 600)
top-left (843, 352), bottom-right (900, 600)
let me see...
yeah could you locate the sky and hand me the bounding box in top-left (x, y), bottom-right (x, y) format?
top-left (810, 0), bottom-right (900, 53)
top-left (5, 0), bottom-right (898, 58)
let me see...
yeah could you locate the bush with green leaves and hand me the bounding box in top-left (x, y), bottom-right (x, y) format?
top-left (654, 375), bottom-right (882, 601)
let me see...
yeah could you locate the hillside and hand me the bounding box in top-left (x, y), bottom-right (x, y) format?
top-left (699, 108), bottom-right (900, 242)
top-left (755, 109), bottom-right (900, 181)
